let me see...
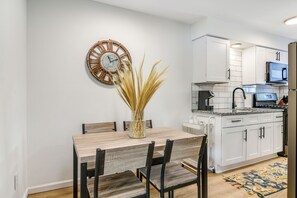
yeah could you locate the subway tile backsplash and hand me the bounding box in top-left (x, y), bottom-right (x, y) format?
top-left (191, 48), bottom-right (289, 112)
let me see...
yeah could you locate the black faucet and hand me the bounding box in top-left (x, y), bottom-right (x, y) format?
top-left (232, 87), bottom-right (246, 109)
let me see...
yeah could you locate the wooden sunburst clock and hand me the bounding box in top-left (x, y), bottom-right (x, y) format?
top-left (86, 39), bottom-right (132, 85)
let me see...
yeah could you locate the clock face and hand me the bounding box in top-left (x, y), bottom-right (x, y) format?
top-left (86, 39), bottom-right (132, 85)
top-left (100, 52), bottom-right (120, 72)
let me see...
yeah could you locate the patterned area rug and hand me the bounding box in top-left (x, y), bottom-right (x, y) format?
top-left (224, 158), bottom-right (287, 197)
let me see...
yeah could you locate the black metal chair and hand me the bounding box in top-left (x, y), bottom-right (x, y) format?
top-left (138, 135), bottom-right (207, 198)
top-left (87, 141), bottom-right (155, 198)
top-left (82, 121), bottom-right (117, 178)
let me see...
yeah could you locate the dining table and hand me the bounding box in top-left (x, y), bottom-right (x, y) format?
top-left (72, 127), bottom-right (208, 198)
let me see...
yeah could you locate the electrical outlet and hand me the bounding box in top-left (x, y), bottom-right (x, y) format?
top-left (14, 173), bottom-right (18, 191)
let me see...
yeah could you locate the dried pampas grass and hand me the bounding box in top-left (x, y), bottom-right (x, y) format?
top-left (111, 57), bottom-right (167, 137)
top-left (112, 57), bottom-right (168, 114)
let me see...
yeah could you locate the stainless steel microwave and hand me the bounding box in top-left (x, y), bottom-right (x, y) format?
top-left (266, 62), bottom-right (288, 84)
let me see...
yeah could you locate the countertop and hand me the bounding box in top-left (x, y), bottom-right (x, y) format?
top-left (192, 108), bottom-right (284, 116)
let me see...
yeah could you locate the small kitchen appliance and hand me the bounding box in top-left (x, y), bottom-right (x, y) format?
top-left (266, 62), bottom-right (288, 84)
top-left (198, 90), bottom-right (215, 110)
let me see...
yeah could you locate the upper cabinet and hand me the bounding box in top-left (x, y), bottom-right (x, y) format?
top-left (242, 46), bottom-right (288, 85)
top-left (193, 36), bottom-right (230, 84)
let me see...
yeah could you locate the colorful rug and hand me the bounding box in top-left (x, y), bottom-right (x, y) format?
top-left (224, 158), bottom-right (287, 197)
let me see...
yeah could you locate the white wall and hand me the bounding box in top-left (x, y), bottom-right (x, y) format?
top-left (27, 0), bottom-right (192, 187)
top-left (191, 17), bottom-right (294, 51)
top-left (0, 0), bottom-right (27, 197)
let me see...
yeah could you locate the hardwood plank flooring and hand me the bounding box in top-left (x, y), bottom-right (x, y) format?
top-left (28, 157), bottom-right (287, 198)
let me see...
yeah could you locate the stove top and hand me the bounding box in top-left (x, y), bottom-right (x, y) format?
top-left (255, 104), bottom-right (288, 109)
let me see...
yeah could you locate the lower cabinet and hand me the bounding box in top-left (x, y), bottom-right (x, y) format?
top-left (246, 125), bottom-right (261, 160)
top-left (222, 127), bottom-right (246, 166)
top-left (273, 122), bottom-right (283, 152)
top-left (222, 122), bottom-right (275, 165)
top-left (260, 123), bottom-right (274, 156)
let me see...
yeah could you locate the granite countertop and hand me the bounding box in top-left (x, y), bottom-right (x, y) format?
top-left (192, 108), bottom-right (284, 116)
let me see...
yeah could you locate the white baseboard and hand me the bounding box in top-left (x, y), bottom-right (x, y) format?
top-left (22, 188), bottom-right (28, 198)
top-left (27, 179), bottom-right (73, 195)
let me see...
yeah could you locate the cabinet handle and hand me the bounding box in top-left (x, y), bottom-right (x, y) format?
top-left (244, 129), bottom-right (248, 141)
top-left (276, 52), bottom-right (280, 61)
top-left (231, 120), bottom-right (241, 123)
top-left (263, 127), bottom-right (265, 138)
top-left (227, 68), bottom-right (231, 80)
top-left (276, 116), bottom-right (282, 118)
top-left (259, 127), bottom-right (263, 138)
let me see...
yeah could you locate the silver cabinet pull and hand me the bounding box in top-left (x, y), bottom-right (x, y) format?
top-left (263, 126), bottom-right (265, 138)
top-left (227, 68), bottom-right (231, 80)
top-left (244, 129), bottom-right (248, 141)
top-left (231, 120), bottom-right (241, 123)
top-left (276, 116), bottom-right (282, 118)
top-left (259, 127), bottom-right (263, 138)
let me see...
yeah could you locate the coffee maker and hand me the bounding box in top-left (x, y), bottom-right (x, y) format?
top-left (198, 90), bottom-right (215, 110)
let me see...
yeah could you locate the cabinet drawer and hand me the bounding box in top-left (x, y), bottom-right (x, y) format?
top-left (222, 116), bottom-right (245, 128)
top-left (245, 114), bottom-right (261, 125)
top-left (260, 113), bottom-right (273, 123)
top-left (274, 112), bottom-right (283, 122)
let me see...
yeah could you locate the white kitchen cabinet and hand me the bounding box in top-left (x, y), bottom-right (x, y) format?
top-left (242, 46), bottom-right (288, 85)
top-left (246, 125), bottom-right (261, 160)
top-left (260, 123), bottom-right (274, 156)
top-left (191, 111), bottom-right (283, 173)
top-left (273, 122), bottom-right (283, 152)
top-left (266, 48), bottom-right (288, 64)
top-left (222, 126), bottom-right (246, 166)
top-left (193, 36), bottom-right (230, 83)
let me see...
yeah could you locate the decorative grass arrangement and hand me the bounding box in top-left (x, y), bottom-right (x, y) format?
top-left (112, 57), bottom-right (168, 138)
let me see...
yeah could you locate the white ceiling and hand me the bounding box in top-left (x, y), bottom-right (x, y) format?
top-left (93, 0), bottom-right (297, 40)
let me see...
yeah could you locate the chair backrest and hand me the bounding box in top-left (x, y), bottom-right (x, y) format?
top-left (170, 136), bottom-right (206, 162)
top-left (93, 141), bottom-right (155, 197)
top-left (82, 122), bottom-right (117, 134)
top-left (162, 135), bottom-right (207, 176)
top-left (123, 120), bottom-right (152, 131)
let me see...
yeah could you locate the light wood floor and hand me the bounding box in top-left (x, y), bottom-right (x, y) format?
top-left (28, 157), bottom-right (287, 198)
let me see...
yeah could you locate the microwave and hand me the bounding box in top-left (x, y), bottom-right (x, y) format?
top-left (266, 62), bottom-right (288, 84)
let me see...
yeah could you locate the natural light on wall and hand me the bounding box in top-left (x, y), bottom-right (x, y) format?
top-left (284, 16), bottom-right (297, 25)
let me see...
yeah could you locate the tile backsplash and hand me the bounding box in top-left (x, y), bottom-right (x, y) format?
top-left (191, 48), bottom-right (289, 111)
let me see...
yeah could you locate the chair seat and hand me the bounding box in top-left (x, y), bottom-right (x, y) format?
top-left (181, 158), bottom-right (198, 174)
top-left (139, 162), bottom-right (197, 191)
top-left (87, 170), bottom-right (146, 198)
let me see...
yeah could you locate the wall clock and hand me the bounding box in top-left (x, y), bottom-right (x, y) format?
top-left (86, 39), bottom-right (132, 85)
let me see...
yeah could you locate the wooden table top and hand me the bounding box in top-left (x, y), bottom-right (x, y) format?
top-left (73, 127), bottom-right (201, 163)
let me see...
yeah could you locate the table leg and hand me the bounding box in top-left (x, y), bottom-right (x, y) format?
top-left (201, 142), bottom-right (208, 198)
top-left (73, 145), bottom-right (77, 198)
top-left (80, 162), bottom-right (88, 198)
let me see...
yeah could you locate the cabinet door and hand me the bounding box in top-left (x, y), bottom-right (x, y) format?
top-left (273, 122), bottom-right (283, 153)
top-left (222, 127), bottom-right (246, 166)
top-left (206, 37), bottom-right (230, 82)
top-left (246, 125), bottom-right (261, 160)
top-left (255, 46), bottom-right (266, 84)
top-left (279, 51), bottom-right (288, 64)
top-left (266, 49), bottom-right (288, 64)
top-left (261, 123), bottom-right (274, 156)
top-left (266, 48), bottom-right (279, 62)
